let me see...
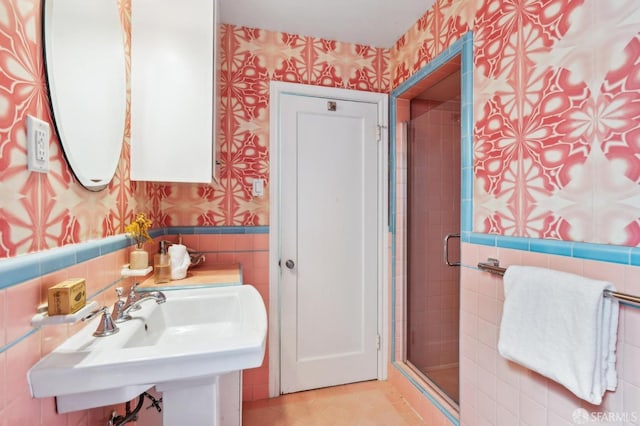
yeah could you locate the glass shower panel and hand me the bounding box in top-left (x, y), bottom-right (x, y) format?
top-left (406, 98), bottom-right (461, 404)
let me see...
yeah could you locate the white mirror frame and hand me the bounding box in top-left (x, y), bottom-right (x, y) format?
top-left (43, 0), bottom-right (126, 191)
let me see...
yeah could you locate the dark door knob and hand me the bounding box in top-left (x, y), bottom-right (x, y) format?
top-left (285, 259), bottom-right (295, 269)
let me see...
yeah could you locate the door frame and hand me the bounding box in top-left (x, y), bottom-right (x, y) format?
top-left (269, 81), bottom-right (389, 397)
top-left (388, 32), bottom-right (473, 423)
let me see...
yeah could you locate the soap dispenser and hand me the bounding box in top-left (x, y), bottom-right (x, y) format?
top-left (154, 241), bottom-right (171, 283)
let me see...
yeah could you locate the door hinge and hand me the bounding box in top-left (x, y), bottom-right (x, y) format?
top-left (376, 334), bottom-right (381, 350)
top-left (376, 125), bottom-right (387, 142)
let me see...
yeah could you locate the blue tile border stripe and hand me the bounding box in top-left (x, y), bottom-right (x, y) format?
top-left (466, 233), bottom-right (638, 267)
top-left (572, 241), bottom-right (631, 265)
top-left (529, 238), bottom-right (572, 257)
top-left (164, 226), bottom-right (269, 235)
top-left (0, 226), bottom-right (269, 290)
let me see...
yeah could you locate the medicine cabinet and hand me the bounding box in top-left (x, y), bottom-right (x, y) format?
top-left (131, 0), bottom-right (220, 183)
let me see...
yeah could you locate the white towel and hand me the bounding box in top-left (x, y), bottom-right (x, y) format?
top-left (498, 266), bottom-right (619, 405)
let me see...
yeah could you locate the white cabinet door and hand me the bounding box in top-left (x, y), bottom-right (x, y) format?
top-left (131, 0), bottom-right (219, 183)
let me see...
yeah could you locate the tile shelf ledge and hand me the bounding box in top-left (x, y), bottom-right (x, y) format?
top-left (121, 265), bottom-right (153, 277)
top-left (31, 301), bottom-right (99, 327)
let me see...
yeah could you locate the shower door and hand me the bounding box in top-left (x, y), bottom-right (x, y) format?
top-left (406, 99), bottom-right (461, 404)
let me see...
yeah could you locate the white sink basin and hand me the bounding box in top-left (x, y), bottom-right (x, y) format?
top-left (28, 285), bottom-right (267, 414)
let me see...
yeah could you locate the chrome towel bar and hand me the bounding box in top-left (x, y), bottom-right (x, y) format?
top-left (477, 258), bottom-right (640, 308)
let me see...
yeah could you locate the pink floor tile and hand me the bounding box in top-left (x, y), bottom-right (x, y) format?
top-left (243, 381), bottom-right (426, 426)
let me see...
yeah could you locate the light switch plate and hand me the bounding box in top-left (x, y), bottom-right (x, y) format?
top-left (26, 115), bottom-right (50, 173)
top-left (252, 178), bottom-right (264, 197)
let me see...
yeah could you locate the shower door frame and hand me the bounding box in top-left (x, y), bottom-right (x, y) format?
top-left (389, 32), bottom-right (474, 425)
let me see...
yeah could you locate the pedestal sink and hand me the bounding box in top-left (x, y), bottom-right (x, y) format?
top-left (28, 285), bottom-right (267, 425)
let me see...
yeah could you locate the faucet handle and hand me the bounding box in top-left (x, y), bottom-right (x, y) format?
top-left (128, 283), bottom-right (139, 299)
top-left (83, 305), bottom-right (106, 322)
top-left (126, 282), bottom-right (142, 312)
top-left (83, 306), bottom-right (120, 337)
top-left (112, 297), bottom-right (132, 323)
top-left (111, 286), bottom-right (132, 322)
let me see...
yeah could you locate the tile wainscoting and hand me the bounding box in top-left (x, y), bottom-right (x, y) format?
top-left (0, 227), bottom-right (269, 424)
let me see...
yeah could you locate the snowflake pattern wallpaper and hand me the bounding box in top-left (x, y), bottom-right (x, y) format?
top-left (392, 0), bottom-right (640, 245)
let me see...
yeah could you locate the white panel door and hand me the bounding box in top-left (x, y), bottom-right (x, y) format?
top-left (280, 94), bottom-right (379, 393)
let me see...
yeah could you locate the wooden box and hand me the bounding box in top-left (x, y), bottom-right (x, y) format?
top-left (47, 278), bottom-right (86, 316)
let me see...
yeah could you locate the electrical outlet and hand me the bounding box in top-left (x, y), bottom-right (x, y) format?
top-left (26, 115), bottom-right (50, 173)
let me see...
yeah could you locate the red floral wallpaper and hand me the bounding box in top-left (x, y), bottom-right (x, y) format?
top-left (0, 0), bottom-right (141, 257)
top-left (392, 0), bottom-right (640, 245)
top-left (473, 0), bottom-right (640, 245)
top-left (2, 0), bottom-right (640, 258)
top-left (0, 0), bottom-right (388, 257)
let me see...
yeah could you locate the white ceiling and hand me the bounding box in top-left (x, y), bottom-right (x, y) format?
top-left (219, 0), bottom-right (436, 48)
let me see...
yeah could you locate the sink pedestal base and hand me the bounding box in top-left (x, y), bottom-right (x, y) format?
top-left (157, 377), bottom-right (220, 426)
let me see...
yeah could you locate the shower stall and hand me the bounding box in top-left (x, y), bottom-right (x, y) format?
top-left (405, 89), bottom-right (461, 405)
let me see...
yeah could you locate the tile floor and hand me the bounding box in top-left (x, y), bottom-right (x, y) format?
top-left (242, 380), bottom-right (426, 425)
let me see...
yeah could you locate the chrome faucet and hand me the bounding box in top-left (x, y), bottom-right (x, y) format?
top-left (83, 305), bottom-right (119, 337)
top-left (112, 283), bottom-right (166, 323)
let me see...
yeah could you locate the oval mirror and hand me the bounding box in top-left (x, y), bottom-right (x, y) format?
top-left (43, 0), bottom-right (126, 191)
